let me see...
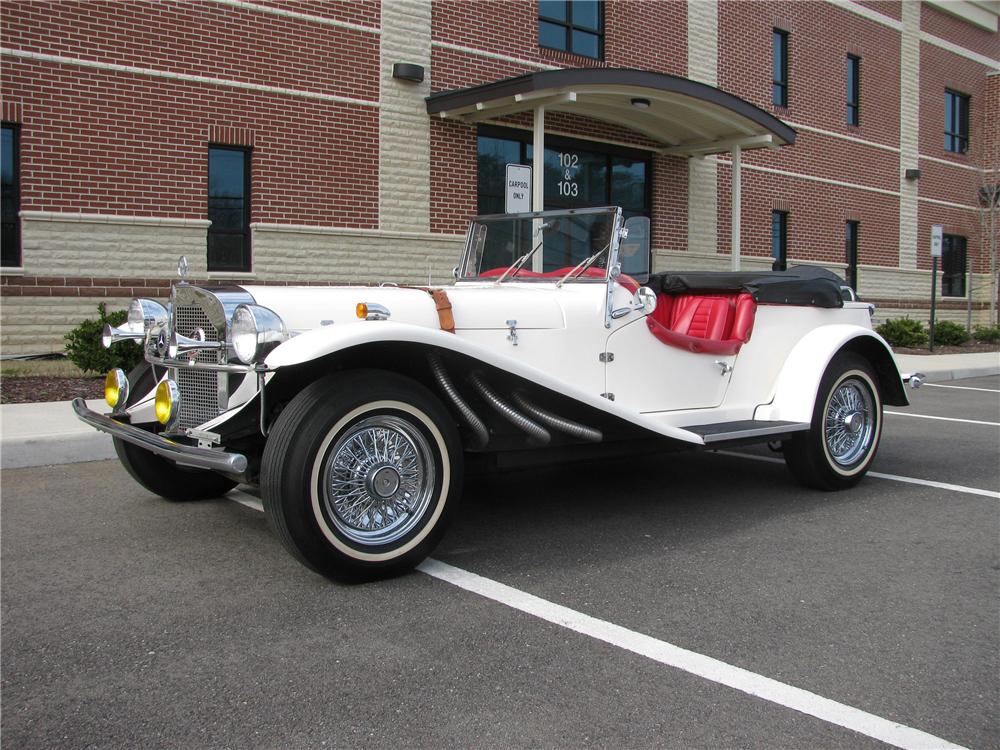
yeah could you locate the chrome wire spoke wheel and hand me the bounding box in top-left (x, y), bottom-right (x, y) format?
top-left (822, 378), bottom-right (875, 467)
top-left (322, 415), bottom-right (436, 547)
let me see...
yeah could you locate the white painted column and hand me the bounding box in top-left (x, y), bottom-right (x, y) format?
top-left (532, 105), bottom-right (546, 272)
top-left (898, 1), bottom-right (920, 271)
top-left (532, 105), bottom-right (545, 212)
top-left (731, 144), bottom-right (742, 271)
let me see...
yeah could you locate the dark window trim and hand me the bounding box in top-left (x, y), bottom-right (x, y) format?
top-left (845, 220), bottom-right (859, 290)
top-left (846, 54), bottom-right (860, 126)
top-left (941, 233), bottom-right (967, 297)
top-left (1, 122), bottom-right (21, 268)
top-left (538, 1), bottom-right (604, 60)
top-left (944, 88), bottom-right (970, 154)
top-left (771, 210), bottom-right (788, 271)
top-left (773, 28), bottom-right (789, 107)
top-left (476, 124), bottom-right (651, 216)
top-left (207, 144), bottom-right (252, 273)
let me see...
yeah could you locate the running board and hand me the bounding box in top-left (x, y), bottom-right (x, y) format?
top-left (683, 420), bottom-right (810, 444)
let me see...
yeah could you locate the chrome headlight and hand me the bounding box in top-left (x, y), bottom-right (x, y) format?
top-left (128, 298), bottom-right (168, 332)
top-left (229, 304), bottom-right (288, 364)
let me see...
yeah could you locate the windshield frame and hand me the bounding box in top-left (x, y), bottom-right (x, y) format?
top-left (458, 206), bottom-right (623, 283)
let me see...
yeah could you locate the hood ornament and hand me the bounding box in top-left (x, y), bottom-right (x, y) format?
top-left (177, 255), bottom-right (189, 281)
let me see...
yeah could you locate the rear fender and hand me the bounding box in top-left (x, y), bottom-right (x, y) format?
top-left (754, 326), bottom-right (907, 424)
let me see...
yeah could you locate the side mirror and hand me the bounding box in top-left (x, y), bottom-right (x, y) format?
top-left (636, 286), bottom-right (657, 315)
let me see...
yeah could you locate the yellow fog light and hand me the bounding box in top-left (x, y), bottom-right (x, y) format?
top-left (154, 379), bottom-right (180, 425)
top-left (104, 368), bottom-right (128, 409)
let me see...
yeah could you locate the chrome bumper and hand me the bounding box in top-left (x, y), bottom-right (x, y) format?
top-left (71, 398), bottom-right (248, 476)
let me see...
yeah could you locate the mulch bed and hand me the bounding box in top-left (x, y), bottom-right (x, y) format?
top-left (1, 376), bottom-right (103, 404)
top-left (893, 342), bottom-right (1000, 355)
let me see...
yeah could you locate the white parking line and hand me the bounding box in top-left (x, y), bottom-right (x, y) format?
top-left (227, 482), bottom-right (974, 747)
top-left (923, 383), bottom-right (1000, 393)
top-left (418, 559), bottom-right (967, 750)
top-left (885, 411), bottom-right (1000, 427)
top-left (713, 450), bottom-right (1000, 500)
top-left (229, 490), bottom-right (263, 512)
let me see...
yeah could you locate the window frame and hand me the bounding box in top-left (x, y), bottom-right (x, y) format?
top-left (845, 220), bottom-right (859, 290)
top-left (771, 210), bottom-right (788, 271)
top-left (475, 125), bottom-right (651, 219)
top-left (944, 88), bottom-right (970, 154)
top-left (1, 122), bottom-right (21, 268)
top-left (846, 54), bottom-right (860, 126)
top-left (207, 145), bottom-right (252, 273)
top-left (538, 1), bottom-right (604, 60)
top-left (772, 28), bottom-right (789, 108)
top-left (941, 233), bottom-right (967, 298)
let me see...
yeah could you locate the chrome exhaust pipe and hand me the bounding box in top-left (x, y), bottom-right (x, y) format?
top-left (511, 391), bottom-right (602, 442)
top-left (427, 353), bottom-right (490, 449)
top-left (469, 371), bottom-right (550, 446)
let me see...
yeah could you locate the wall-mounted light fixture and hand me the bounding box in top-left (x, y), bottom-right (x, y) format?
top-left (392, 63), bottom-right (425, 83)
top-left (630, 97), bottom-right (651, 109)
top-left (904, 168), bottom-right (921, 180)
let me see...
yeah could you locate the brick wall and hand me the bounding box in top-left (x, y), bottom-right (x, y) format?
top-left (921, 3), bottom-right (1000, 59)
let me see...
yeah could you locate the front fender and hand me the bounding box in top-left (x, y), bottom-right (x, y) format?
top-left (263, 321), bottom-right (707, 445)
top-left (754, 325), bottom-right (905, 424)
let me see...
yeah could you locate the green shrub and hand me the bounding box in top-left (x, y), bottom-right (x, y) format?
top-left (932, 319), bottom-right (969, 346)
top-left (876, 317), bottom-right (928, 348)
top-left (972, 323), bottom-right (1000, 343)
top-left (64, 303), bottom-right (144, 375)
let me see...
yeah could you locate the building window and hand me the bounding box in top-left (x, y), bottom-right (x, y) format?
top-left (207, 146), bottom-right (251, 272)
top-left (845, 220), bottom-right (859, 290)
top-left (944, 89), bottom-right (969, 153)
top-left (846, 55), bottom-right (860, 126)
top-left (539, 1), bottom-right (603, 59)
top-left (1, 123), bottom-right (20, 267)
top-left (772, 29), bottom-right (789, 107)
top-left (771, 210), bottom-right (788, 271)
top-left (941, 233), bottom-right (966, 297)
top-left (476, 128), bottom-right (648, 270)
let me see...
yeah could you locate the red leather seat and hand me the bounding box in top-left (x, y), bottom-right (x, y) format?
top-left (646, 292), bottom-right (756, 355)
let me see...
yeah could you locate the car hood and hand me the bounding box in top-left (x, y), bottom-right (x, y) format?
top-left (242, 284), bottom-right (566, 331)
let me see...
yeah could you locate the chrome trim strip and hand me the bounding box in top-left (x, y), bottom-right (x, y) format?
top-left (699, 422), bottom-right (810, 444)
top-left (145, 354), bottom-right (259, 373)
top-left (72, 398), bottom-right (248, 476)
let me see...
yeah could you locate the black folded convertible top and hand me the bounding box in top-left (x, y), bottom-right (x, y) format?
top-left (646, 265), bottom-right (848, 308)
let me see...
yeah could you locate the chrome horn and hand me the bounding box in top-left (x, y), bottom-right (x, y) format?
top-left (168, 329), bottom-right (224, 359)
top-left (101, 323), bottom-right (144, 348)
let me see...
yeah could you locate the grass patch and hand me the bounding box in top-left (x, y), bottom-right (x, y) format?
top-left (0, 357), bottom-right (91, 379)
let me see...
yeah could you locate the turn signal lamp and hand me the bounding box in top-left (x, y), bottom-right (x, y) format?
top-left (355, 302), bottom-right (390, 321)
top-left (154, 379), bottom-right (180, 425)
top-left (104, 369), bottom-right (128, 409)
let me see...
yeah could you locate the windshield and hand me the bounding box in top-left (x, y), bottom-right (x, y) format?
top-left (459, 208), bottom-right (619, 281)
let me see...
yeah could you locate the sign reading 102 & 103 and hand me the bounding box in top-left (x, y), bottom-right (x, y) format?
top-left (557, 151), bottom-right (580, 198)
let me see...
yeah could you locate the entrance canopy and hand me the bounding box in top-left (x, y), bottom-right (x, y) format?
top-left (427, 69), bottom-right (796, 271)
top-left (425, 68), bottom-right (795, 156)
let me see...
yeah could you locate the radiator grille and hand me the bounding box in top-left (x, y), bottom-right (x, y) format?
top-left (173, 303), bottom-right (224, 430)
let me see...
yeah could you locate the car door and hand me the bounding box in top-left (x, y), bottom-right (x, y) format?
top-left (603, 306), bottom-right (737, 413)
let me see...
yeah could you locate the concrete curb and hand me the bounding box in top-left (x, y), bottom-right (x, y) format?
top-left (2, 354), bottom-right (997, 470)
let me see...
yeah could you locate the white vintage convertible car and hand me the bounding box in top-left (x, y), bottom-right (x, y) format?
top-left (74, 206), bottom-right (920, 581)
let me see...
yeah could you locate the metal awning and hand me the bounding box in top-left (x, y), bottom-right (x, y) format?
top-left (425, 68), bottom-right (795, 156)
top-left (426, 68), bottom-right (797, 270)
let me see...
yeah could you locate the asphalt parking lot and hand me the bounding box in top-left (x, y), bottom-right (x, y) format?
top-left (2, 375), bottom-right (998, 749)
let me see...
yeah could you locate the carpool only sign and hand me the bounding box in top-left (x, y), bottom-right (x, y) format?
top-left (505, 164), bottom-right (531, 213)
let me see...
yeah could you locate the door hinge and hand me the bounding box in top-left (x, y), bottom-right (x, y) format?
top-left (600, 392), bottom-right (615, 401)
top-left (599, 352), bottom-right (614, 363)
